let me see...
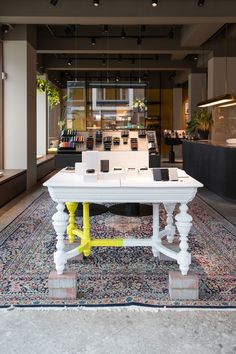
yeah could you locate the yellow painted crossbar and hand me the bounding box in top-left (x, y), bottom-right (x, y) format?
top-left (66, 201), bottom-right (124, 257)
top-left (91, 239), bottom-right (124, 247)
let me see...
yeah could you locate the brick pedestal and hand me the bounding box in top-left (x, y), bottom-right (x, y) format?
top-left (160, 237), bottom-right (180, 261)
top-left (169, 271), bottom-right (199, 300)
top-left (64, 240), bottom-right (84, 261)
top-left (48, 271), bottom-right (77, 299)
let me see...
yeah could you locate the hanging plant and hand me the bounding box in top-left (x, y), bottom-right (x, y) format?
top-left (37, 78), bottom-right (60, 109)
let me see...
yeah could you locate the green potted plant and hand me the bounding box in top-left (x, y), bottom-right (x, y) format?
top-left (187, 108), bottom-right (213, 139)
top-left (37, 78), bottom-right (60, 109)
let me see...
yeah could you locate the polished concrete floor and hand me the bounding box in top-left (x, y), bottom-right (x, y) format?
top-left (0, 169), bottom-right (236, 354)
top-left (0, 308), bottom-right (236, 354)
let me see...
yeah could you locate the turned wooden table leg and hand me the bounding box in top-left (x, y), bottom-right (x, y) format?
top-left (152, 203), bottom-right (161, 258)
top-left (175, 203), bottom-right (192, 275)
top-left (164, 203), bottom-right (176, 243)
top-left (52, 202), bottom-right (69, 275)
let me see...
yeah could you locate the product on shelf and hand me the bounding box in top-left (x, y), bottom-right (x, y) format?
top-left (138, 129), bottom-right (146, 138)
top-left (96, 131), bottom-right (103, 143)
top-left (147, 131), bottom-right (155, 143)
top-left (113, 137), bottom-right (120, 145)
top-left (148, 142), bottom-right (156, 152)
top-left (58, 141), bottom-right (76, 151)
top-left (130, 138), bottom-right (138, 150)
top-left (121, 130), bottom-right (129, 137)
top-left (100, 160), bottom-right (109, 173)
top-left (103, 136), bottom-right (112, 151)
top-left (77, 135), bottom-right (84, 143)
top-left (86, 136), bottom-right (94, 150)
top-left (123, 137), bottom-right (129, 145)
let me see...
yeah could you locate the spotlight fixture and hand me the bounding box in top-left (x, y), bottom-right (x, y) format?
top-left (50, 0), bottom-right (59, 6)
top-left (91, 37), bottom-right (96, 45)
top-left (1, 24), bottom-right (10, 34)
top-left (152, 0), bottom-right (158, 7)
top-left (168, 28), bottom-right (174, 39)
top-left (103, 25), bottom-right (109, 33)
top-left (121, 27), bottom-right (126, 39)
top-left (137, 37), bottom-right (142, 45)
top-left (193, 55), bottom-right (198, 61)
top-left (115, 73), bottom-right (120, 82)
top-left (197, 0), bottom-right (205, 6)
top-left (67, 59), bottom-right (72, 66)
top-left (93, 0), bottom-right (99, 6)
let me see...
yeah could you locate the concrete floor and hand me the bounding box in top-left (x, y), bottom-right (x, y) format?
top-left (0, 308), bottom-right (236, 354)
top-left (0, 170), bottom-right (236, 354)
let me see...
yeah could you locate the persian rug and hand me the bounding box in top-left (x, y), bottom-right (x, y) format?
top-left (0, 191), bottom-right (235, 307)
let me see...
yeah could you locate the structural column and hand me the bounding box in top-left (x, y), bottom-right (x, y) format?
top-left (3, 25), bottom-right (37, 188)
top-left (172, 87), bottom-right (183, 159)
top-left (188, 72), bottom-right (206, 119)
top-left (37, 74), bottom-right (48, 157)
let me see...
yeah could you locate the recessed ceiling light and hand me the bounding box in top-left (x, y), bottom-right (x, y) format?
top-left (121, 27), bottom-right (126, 39)
top-left (91, 38), bottom-right (96, 45)
top-left (197, 0), bottom-right (205, 6)
top-left (67, 59), bottom-right (72, 66)
top-left (137, 37), bottom-right (142, 45)
top-left (152, 0), bottom-right (158, 7)
top-left (50, 0), bottom-right (58, 6)
top-left (93, 0), bottom-right (99, 6)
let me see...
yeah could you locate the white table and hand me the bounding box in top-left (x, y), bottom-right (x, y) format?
top-left (43, 169), bottom-right (202, 276)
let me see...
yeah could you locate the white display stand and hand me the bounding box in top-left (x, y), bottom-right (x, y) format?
top-left (44, 169), bottom-right (203, 277)
top-left (82, 150), bottom-right (149, 170)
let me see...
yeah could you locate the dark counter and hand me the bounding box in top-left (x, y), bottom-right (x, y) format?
top-left (183, 140), bottom-right (236, 201)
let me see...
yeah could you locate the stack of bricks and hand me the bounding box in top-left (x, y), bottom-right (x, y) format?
top-left (169, 271), bottom-right (199, 300)
top-left (48, 271), bottom-right (77, 299)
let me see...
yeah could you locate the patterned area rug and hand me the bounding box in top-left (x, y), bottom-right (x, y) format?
top-left (0, 191), bottom-right (235, 307)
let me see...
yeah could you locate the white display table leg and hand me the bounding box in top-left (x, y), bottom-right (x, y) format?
top-left (52, 203), bottom-right (69, 275)
top-left (164, 203), bottom-right (176, 243)
top-left (152, 203), bottom-right (161, 258)
top-left (175, 203), bottom-right (192, 275)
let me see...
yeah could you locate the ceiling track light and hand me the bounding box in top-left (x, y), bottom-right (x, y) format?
top-left (137, 37), bottom-right (142, 45)
top-left (67, 59), bottom-right (72, 66)
top-left (197, 0), bottom-right (205, 7)
top-left (93, 0), bottom-right (100, 6)
top-left (121, 27), bottom-right (126, 39)
top-left (103, 25), bottom-right (109, 33)
top-left (152, 0), bottom-right (158, 7)
top-left (50, 0), bottom-right (59, 6)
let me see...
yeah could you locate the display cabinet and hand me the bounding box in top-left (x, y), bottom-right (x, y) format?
top-left (55, 129), bottom-right (160, 169)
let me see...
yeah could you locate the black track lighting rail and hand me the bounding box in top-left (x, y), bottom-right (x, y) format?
top-left (46, 25), bottom-right (174, 40)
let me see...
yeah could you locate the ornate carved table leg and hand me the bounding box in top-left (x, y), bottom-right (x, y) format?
top-left (175, 203), bottom-right (192, 276)
top-left (152, 203), bottom-right (161, 258)
top-left (66, 202), bottom-right (79, 243)
top-left (164, 203), bottom-right (176, 243)
top-left (52, 203), bottom-right (69, 275)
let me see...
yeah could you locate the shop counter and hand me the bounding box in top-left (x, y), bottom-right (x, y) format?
top-left (183, 140), bottom-right (236, 200)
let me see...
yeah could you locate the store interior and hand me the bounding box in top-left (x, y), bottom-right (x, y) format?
top-left (0, 0), bottom-right (235, 207)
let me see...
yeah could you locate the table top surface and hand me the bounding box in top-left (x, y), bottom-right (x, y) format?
top-left (43, 168), bottom-right (203, 189)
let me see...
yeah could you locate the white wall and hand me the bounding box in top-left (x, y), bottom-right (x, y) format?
top-left (3, 40), bottom-right (37, 188)
top-left (37, 75), bottom-right (47, 156)
top-left (4, 41), bottom-right (27, 169)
